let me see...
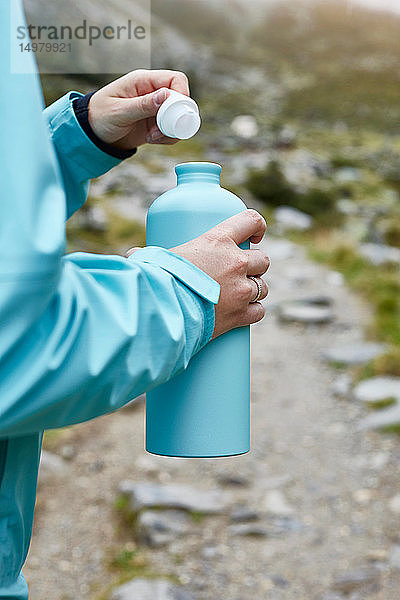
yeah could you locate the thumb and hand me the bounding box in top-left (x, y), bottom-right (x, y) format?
top-left (124, 87), bottom-right (169, 120)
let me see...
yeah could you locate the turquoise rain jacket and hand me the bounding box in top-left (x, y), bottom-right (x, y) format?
top-left (0, 2), bottom-right (220, 596)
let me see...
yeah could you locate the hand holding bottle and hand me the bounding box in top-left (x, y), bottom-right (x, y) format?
top-left (169, 209), bottom-right (269, 337)
top-left (127, 209), bottom-right (270, 339)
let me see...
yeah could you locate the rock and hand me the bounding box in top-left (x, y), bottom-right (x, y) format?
top-left (39, 451), bottom-right (68, 481)
top-left (278, 302), bottom-right (334, 325)
top-left (277, 125), bottom-right (296, 148)
top-left (331, 569), bottom-right (379, 593)
top-left (119, 481), bottom-right (230, 514)
top-left (262, 490), bottom-right (294, 516)
top-left (326, 271), bottom-right (345, 287)
top-left (353, 376), bottom-right (400, 404)
top-left (136, 510), bottom-right (190, 547)
top-left (228, 523), bottom-right (269, 537)
top-left (110, 578), bottom-right (194, 600)
top-left (359, 404), bottom-right (400, 430)
top-left (271, 516), bottom-right (304, 534)
top-left (322, 343), bottom-right (386, 366)
top-left (321, 594), bottom-right (345, 600)
top-left (265, 238), bottom-right (296, 261)
top-left (274, 206), bottom-right (313, 231)
top-left (336, 198), bottom-right (359, 216)
top-left (331, 374), bottom-right (352, 399)
top-left (230, 115), bottom-right (259, 139)
top-left (230, 505), bottom-right (260, 522)
top-left (60, 444), bottom-right (75, 461)
top-left (359, 243), bottom-right (400, 266)
top-left (389, 545), bottom-right (400, 570)
top-left (388, 494), bottom-right (400, 514)
top-left (270, 574), bottom-right (289, 588)
top-left (335, 167), bottom-right (363, 183)
top-left (217, 473), bottom-right (249, 487)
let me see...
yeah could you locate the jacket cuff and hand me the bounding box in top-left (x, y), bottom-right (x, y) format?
top-left (44, 91), bottom-right (123, 182)
top-left (129, 246), bottom-right (220, 346)
top-left (73, 92), bottom-right (137, 160)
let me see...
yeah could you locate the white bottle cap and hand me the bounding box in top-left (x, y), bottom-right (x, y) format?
top-left (156, 90), bottom-right (201, 140)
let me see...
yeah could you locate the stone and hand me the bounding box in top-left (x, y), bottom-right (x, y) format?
top-left (335, 167), bottom-right (363, 183)
top-left (389, 545), bottom-right (400, 569)
top-left (230, 115), bottom-right (259, 139)
top-left (353, 377), bottom-right (400, 404)
top-left (278, 302), bottom-right (334, 325)
top-left (136, 510), bottom-right (190, 547)
top-left (326, 271), bottom-right (345, 287)
top-left (262, 490), bottom-right (294, 516)
top-left (230, 505), bottom-right (260, 522)
top-left (322, 343), bottom-right (386, 366)
top-left (119, 481), bottom-right (230, 514)
top-left (359, 404), bottom-right (400, 430)
top-left (388, 494), bottom-right (400, 514)
top-left (39, 451), bottom-right (68, 481)
top-left (331, 569), bottom-right (379, 593)
top-left (110, 578), bottom-right (194, 600)
top-left (331, 374), bottom-right (352, 399)
top-left (228, 523), bottom-right (269, 537)
top-left (359, 243), bottom-right (400, 266)
top-left (274, 206), bottom-right (313, 231)
top-left (277, 125), bottom-right (296, 148)
top-left (217, 473), bottom-right (249, 487)
top-left (265, 238), bottom-right (296, 261)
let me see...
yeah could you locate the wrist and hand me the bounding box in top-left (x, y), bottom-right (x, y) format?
top-left (73, 92), bottom-right (137, 160)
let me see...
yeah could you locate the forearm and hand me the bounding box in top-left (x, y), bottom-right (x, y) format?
top-left (0, 249), bottom-right (219, 438)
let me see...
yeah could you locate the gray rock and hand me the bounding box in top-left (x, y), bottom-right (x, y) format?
top-left (274, 206), bottom-right (313, 231)
top-left (136, 510), bottom-right (190, 547)
top-left (278, 303), bottom-right (334, 325)
top-left (39, 451), bottom-right (68, 481)
top-left (331, 569), bottom-right (379, 593)
top-left (230, 115), bottom-right (259, 139)
top-left (359, 404), bottom-right (400, 430)
top-left (321, 594), bottom-right (345, 600)
top-left (331, 374), bottom-right (353, 399)
top-left (389, 545), bottom-right (400, 570)
top-left (230, 505), bottom-right (260, 522)
top-left (359, 243), bottom-right (400, 266)
top-left (322, 343), bottom-right (386, 366)
top-left (353, 376), bottom-right (400, 404)
top-left (335, 167), bottom-right (363, 183)
top-left (265, 238), bottom-right (296, 261)
top-left (119, 481), bottom-right (230, 514)
top-left (277, 126), bottom-right (296, 148)
top-left (217, 473), bottom-right (249, 487)
top-left (262, 490), bottom-right (294, 516)
top-left (110, 578), bottom-right (194, 600)
top-left (228, 523), bottom-right (269, 537)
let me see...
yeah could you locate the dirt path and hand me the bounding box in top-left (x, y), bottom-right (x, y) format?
top-left (24, 237), bottom-right (400, 600)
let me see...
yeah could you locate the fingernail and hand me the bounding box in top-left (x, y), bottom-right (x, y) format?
top-left (154, 88), bottom-right (167, 107)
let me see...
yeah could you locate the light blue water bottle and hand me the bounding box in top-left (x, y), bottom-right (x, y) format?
top-left (145, 162), bottom-right (250, 458)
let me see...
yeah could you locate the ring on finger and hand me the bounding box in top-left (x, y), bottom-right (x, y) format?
top-left (248, 276), bottom-right (263, 303)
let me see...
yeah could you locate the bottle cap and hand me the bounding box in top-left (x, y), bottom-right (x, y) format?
top-left (156, 90), bottom-right (201, 140)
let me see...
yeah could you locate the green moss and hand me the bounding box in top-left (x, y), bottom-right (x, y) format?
top-left (308, 237), bottom-right (400, 348)
top-left (366, 397), bottom-right (397, 411)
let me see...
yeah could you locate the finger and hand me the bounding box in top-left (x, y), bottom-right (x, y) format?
top-left (125, 69), bottom-right (190, 97)
top-left (247, 276), bottom-right (269, 303)
top-left (244, 250), bottom-right (270, 276)
top-left (216, 209), bottom-right (266, 245)
top-left (240, 302), bottom-right (266, 327)
top-left (125, 247), bottom-right (142, 258)
top-left (123, 87), bottom-right (170, 121)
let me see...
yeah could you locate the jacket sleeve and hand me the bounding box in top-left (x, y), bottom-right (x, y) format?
top-left (0, 0), bottom-right (220, 438)
top-left (43, 91), bottom-right (123, 219)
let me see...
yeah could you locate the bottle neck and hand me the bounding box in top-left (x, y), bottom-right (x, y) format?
top-left (175, 162), bottom-right (222, 185)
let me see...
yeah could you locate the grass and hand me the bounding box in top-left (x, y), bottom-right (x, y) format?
top-left (295, 229), bottom-right (400, 378)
